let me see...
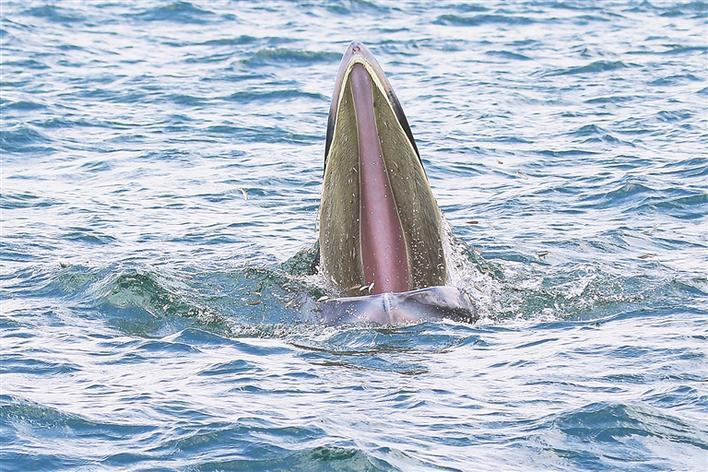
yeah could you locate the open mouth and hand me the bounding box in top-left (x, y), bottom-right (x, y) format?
top-left (319, 42), bottom-right (446, 297)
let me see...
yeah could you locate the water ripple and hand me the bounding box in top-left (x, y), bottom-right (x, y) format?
top-left (132, 1), bottom-right (220, 24)
top-left (1, 0), bottom-right (705, 470)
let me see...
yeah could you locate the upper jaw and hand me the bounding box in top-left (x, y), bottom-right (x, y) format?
top-left (332, 42), bottom-right (388, 110)
top-left (325, 42), bottom-right (399, 161)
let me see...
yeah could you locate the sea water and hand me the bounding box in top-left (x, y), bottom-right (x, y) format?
top-left (1, 1), bottom-right (706, 470)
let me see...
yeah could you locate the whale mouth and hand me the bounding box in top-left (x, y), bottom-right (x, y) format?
top-left (319, 286), bottom-right (477, 325)
top-left (319, 42), bottom-right (446, 298)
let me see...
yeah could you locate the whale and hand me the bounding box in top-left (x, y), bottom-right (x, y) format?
top-left (316, 42), bottom-right (476, 324)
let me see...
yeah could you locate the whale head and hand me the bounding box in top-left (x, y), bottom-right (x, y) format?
top-left (319, 42), bottom-right (447, 297)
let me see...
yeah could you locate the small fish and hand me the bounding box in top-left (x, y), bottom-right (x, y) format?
top-left (537, 250), bottom-right (549, 258)
top-left (317, 295), bottom-right (330, 302)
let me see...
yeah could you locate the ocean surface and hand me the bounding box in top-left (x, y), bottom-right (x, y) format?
top-left (1, 1), bottom-right (707, 470)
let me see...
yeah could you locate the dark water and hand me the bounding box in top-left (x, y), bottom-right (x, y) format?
top-left (1, 1), bottom-right (707, 470)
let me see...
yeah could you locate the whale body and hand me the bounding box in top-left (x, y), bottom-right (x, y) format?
top-left (317, 42), bottom-right (476, 324)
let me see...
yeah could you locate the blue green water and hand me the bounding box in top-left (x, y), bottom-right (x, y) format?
top-left (1, 1), bottom-right (707, 470)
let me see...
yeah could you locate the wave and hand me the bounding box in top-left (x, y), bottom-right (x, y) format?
top-left (146, 439), bottom-right (395, 471)
top-left (20, 5), bottom-right (85, 23)
top-left (485, 50), bottom-right (532, 61)
top-left (548, 401), bottom-right (708, 452)
top-left (655, 1), bottom-right (708, 18)
top-left (656, 109), bottom-right (693, 122)
top-left (243, 48), bottom-right (341, 67)
top-left (649, 73), bottom-right (702, 86)
top-left (584, 95), bottom-right (637, 104)
top-left (627, 44), bottom-right (707, 56)
top-left (320, 0), bottom-right (394, 15)
top-left (541, 60), bottom-right (632, 76)
top-left (63, 227), bottom-right (117, 245)
top-left (568, 124), bottom-right (634, 145)
top-left (200, 124), bottom-right (318, 144)
top-left (0, 100), bottom-right (48, 112)
top-left (90, 268), bottom-right (222, 320)
top-left (0, 126), bottom-right (54, 154)
top-left (1, 58), bottom-right (48, 70)
top-left (642, 385), bottom-right (704, 409)
top-left (638, 193), bottom-right (708, 220)
top-left (131, 1), bottom-right (218, 24)
top-left (0, 355), bottom-right (78, 375)
top-left (226, 89), bottom-right (327, 104)
top-left (434, 13), bottom-right (537, 26)
top-left (38, 261), bottom-right (323, 337)
top-left (0, 394), bottom-right (155, 434)
top-left (0, 192), bottom-right (61, 209)
top-left (656, 157), bottom-right (708, 178)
